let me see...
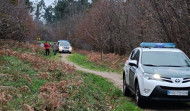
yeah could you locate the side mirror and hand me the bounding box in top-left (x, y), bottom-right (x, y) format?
top-left (129, 60), bottom-right (137, 67)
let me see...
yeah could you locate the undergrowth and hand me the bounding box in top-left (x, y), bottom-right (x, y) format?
top-left (69, 71), bottom-right (141, 111)
top-left (0, 40), bottom-right (141, 110)
top-left (67, 53), bottom-right (123, 73)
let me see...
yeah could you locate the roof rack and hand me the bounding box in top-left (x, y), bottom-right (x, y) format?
top-left (140, 43), bottom-right (176, 48)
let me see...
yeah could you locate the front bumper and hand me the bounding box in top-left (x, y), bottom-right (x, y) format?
top-left (140, 76), bottom-right (190, 97)
top-left (59, 49), bottom-right (72, 52)
top-left (142, 86), bottom-right (190, 101)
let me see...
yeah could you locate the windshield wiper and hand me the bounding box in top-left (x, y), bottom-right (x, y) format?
top-left (157, 65), bottom-right (183, 67)
top-left (143, 64), bottom-right (185, 67)
top-left (143, 64), bottom-right (158, 67)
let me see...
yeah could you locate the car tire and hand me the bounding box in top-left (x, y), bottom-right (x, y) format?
top-left (123, 74), bottom-right (131, 96)
top-left (135, 83), bottom-right (146, 108)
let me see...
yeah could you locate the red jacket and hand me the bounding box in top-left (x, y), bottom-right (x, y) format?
top-left (44, 43), bottom-right (50, 49)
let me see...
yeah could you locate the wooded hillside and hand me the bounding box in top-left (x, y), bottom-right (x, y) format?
top-left (1, 0), bottom-right (190, 56)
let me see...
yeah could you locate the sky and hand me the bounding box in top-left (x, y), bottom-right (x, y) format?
top-left (42, 0), bottom-right (54, 6)
top-left (29, 0), bottom-right (92, 23)
top-left (30, 0), bottom-right (92, 7)
top-left (30, 0), bottom-right (55, 6)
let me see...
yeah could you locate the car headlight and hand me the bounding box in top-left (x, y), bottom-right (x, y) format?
top-left (59, 46), bottom-right (63, 50)
top-left (144, 73), bottom-right (161, 80)
top-left (69, 47), bottom-right (72, 50)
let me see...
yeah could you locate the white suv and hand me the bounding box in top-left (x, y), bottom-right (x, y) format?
top-left (123, 43), bottom-right (190, 107)
top-left (57, 40), bottom-right (72, 54)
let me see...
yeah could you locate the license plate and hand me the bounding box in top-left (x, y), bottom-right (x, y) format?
top-left (167, 90), bottom-right (188, 96)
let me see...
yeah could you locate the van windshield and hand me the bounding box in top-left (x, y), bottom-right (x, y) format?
top-left (142, 51), bottom-right (190, 67)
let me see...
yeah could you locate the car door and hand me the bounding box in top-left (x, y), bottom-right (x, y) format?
top-left (125, 49), bottom-right (137, 85)
top-left (129, 50), bottom-right (140, 90)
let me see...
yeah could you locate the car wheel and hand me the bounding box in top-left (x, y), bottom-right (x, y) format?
top-left (123, 74), bottom-right (131, 96)
top-left (135, 83), bottom-right (145, 108)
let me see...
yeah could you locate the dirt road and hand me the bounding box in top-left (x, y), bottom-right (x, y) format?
top-left (61, 54), bottom-right (123, 90)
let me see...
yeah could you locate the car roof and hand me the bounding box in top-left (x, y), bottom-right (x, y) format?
top-left (137, 47), bottom-right (182, 52)
top-left (58, 40), bottom-right (69, 43)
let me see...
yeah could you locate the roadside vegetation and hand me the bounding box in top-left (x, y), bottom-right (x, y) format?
top-left (0, 40), bottom-right (140, 110)
top-left (67, 53), bottom-right (115, 72)
top-left (68, 50), bottom-right (127, 73)
top-left (76, 71), bottom-right (140, 111)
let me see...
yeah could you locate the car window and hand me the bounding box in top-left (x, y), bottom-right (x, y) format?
top-left (131, 50), bottom-right (140, 61)
top-left (135, 50), bottom-right (140, 60)
top-left (134, 50), bottom-right (140, 64)
top-left (130, 50), bottom-right (137, 60)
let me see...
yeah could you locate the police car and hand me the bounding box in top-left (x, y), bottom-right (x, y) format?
top-left (57, 40), bottom-right (72, 53)
top-left (123, 43), bottom-right (190, 107)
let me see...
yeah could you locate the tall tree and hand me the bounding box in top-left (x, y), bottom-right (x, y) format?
top-left (0, 0), bottom-right (37, 41)
top-left (44, 6), bottom-right (55, 23)
top-left (35, 0), bottom-right (46, 21)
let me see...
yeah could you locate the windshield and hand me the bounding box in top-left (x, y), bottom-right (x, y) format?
top-left (59, 42), bottom-right (70, 46)
top-left (142, 51), bottom-right (190, 67)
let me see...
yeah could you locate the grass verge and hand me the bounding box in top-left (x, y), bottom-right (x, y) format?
top-left (0, 54), bottom-right (141, 110)
top-left (38, 50), bottom-right (62, 61)
top-left (67, 53), bottom-right (121, 73)
top-left (68, 71), bottom-right (141, 110)
top-left (0, 41), bottom-right (140, 110)
top-left (0, 55), bottom-right (47, 110)
top-left (13, 46), bottom-right (62, 61)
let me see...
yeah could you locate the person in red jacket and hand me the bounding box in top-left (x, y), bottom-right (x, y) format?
top-left (44, 41), bottom-right (50, 56)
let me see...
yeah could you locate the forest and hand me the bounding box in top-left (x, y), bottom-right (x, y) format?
top-left (1, 0), bottom-right (190, 55)
top-left (1, 0), bottom-right (190, 110)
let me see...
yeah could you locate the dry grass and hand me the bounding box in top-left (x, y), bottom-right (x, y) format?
top-left (75, 50), bottom-right (128, 72)
top-left (0, 40), bottom-right (80, 110)
top-left (39, 81), bottom-right (69, 110)
top-left (0, 40), bottom-right (139, 110)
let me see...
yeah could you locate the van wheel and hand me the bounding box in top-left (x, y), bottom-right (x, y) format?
top-left (123, 74), bottom-right (131, 96)
top-left (135, 83), bottom-right (145, 108)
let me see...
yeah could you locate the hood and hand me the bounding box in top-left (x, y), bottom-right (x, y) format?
top-left (142, 66), bottom-right (190, 78)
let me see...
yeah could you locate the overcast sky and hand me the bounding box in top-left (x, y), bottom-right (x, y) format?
top-left (29, 0), bottom-right (92, 22)
top-left (29, 0), bottom-right (92, 7)
top-left (42, 0), bottom-right (54, 6)
top-left (29, 0), bottom-right (54, 6)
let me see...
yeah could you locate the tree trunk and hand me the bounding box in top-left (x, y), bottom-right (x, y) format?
top-left (101, 48), bottom-right (103, 61)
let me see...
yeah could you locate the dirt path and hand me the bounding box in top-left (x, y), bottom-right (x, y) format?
top-left (61, 54), bottom-right (123, 90)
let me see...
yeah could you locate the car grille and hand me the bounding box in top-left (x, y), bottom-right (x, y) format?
top-left (161, 77), bottom-right (190, 83)
top-left (64, 47), bottom-right (69, 49)
top-left (183, 78), bottom-right (190, 83)
top-left (161, 77), bottom-right (173, 83)
top-left (160, 86), bottom-right (190, 90)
